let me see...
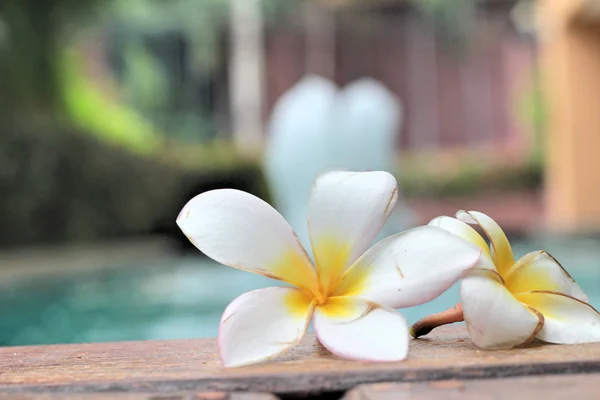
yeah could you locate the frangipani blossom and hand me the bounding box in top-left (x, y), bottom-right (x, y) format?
top-left (177, 171), bottom-right (482, 367)
top-left (412, 210), bottom-right (600, 349)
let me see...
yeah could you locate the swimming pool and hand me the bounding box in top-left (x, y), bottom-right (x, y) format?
top-left (1, 236), bottom-right (599, 346)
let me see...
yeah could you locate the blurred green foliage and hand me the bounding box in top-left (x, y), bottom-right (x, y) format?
top-left (517, 68), bottom-right (547, 165)
top-left (60, 49), bottom-right (162, 155)
top-left (0, 120), bottom-right (266, 247)
top-left (410, 0), bottom-right (478, 55)
top-left (0, 0), bottom-right (543, 247)
top-left (0, 0), bottom-right (277, 248)
top-left (0, 0), bottom-right (104, 115)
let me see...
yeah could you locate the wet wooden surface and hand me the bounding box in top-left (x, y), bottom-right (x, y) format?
top-left (2, 325), bottom-right (600, 396)
top-left (343, 374), bottom-right (600, 399)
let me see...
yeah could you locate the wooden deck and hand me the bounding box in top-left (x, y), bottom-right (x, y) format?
top-left (1, 326), bottom-right (600, 398)
top-left (344, 374), bottom-right (600, 399)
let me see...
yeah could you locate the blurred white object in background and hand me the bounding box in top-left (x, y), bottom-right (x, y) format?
top-left (330, 78), bottom-right (400, 172)
top-left (510, 0), bottom-right (538, 39)
top-left (331, 78), bottom-right (413, 240)
top-left (264, 75), bottom-right (413, 255)
top-left (264, 75), bottom-right (338, 253)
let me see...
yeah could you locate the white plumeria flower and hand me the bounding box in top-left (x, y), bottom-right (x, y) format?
top-left (177, 171), bottom-right (481, 367)
top-left (428, 210), bottom-right (600, 348)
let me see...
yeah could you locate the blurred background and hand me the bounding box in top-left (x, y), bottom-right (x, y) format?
top-left (1, 0), bottom-right (599, 346)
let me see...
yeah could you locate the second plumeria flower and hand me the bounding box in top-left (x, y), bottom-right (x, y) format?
top-left (412, 210), bottom-right (600, 348)
top-left (177, 171), bottom-right (482, 367)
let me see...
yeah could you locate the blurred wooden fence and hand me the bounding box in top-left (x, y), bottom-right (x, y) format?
top-left (262, 2), bottom-right (538, 155)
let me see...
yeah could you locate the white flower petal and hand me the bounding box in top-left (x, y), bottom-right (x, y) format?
top-left (331, 226), bottom-right (481, 308)
top-left (505, 251), bottom-right (588, 302)
top-left (308, 170), bottom-right (398, 294)
top-left (460, 269), bottom-right (544, 349)
top-left (313, 297), bottom-right (408, 362)
top-left (219, 287), bottom-right (314, 367)
top-left (177, 189), bottom-right (319, 294)
top-left (428, 216), bottom-right (491, 258)
top-left (428, 216), bottom-right (494, 270)
top-left (515, 291), bottom-right (600, 344)
top-left (456, 210), bottom-right (514, 276)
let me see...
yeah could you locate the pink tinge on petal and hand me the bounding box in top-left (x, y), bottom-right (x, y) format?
top-left (312, 297), bottom-right (409, 362)
top-left (176, 205), bottom-right (188, 222)
top-left (218, 287), bottom-right (314, 367)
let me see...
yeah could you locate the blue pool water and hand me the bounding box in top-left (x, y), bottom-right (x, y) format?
top-left (1, 236), bottom-right (599, 346)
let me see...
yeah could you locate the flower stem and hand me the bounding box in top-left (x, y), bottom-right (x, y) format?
top-left (409, 303), bottom-right (464, 338)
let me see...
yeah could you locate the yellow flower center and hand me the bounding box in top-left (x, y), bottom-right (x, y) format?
top-left (278, 236), bottom-right (372, 317)
top-left (312, 235), bottom-right (353, 298)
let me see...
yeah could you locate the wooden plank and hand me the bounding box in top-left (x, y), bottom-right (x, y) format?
top-left (2, 326), bottom-right (600, 395)
top-left (343, 374), bottom-right (600, 399)
top-left (0, 393), bottom-right (276, 400)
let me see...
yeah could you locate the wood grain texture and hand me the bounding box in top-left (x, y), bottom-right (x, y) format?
top-left (343, 374), bottom-right (600, 399)
top-left (0, 392), bottom-right (276, 400)
top-left (0, 392), bottom-right (278, 400)
top-left (2, 326), bottom-right (600, 395)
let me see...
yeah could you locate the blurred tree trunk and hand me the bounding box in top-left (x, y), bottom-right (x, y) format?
top-left (303, 1), bottom-right (335, 81)
top-left (0, 1), bottom-right (57, 116)
top-left (0, 0), bottom-right (101, 118)
top-left (228, 0), bottom-right (265, 155)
